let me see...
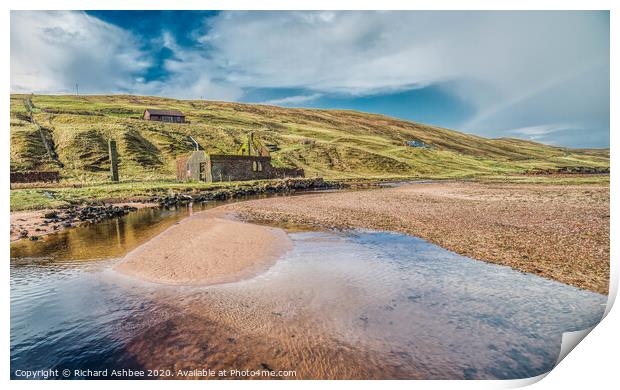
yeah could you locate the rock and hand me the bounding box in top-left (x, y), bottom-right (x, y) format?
top-left (62, 222), bottom-right (72, 228)
top-left (43, 211), bottom-right (58, 219)
top-left (19, 230), bottom-right (28, 238)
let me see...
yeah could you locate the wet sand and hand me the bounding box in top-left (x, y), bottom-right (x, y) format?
top-left (218, 181), bottom-right (610, 294)
top-left (114, 210), bottom-right (292, 285)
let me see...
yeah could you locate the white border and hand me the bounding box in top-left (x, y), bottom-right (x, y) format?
top-left (3, 1), bottom-right (616, 389)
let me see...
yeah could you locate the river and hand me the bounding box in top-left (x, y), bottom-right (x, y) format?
top-left (10, 200), bottom-right (607, 379)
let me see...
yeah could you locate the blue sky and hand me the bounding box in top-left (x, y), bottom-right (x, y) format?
top-left (11, 11), bottom-right (609, 147)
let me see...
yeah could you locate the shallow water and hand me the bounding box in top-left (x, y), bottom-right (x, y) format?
top-left (10, 207), bottom-right (606, 379)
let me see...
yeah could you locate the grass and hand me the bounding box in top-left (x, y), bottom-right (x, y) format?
top-left (10, 180), bottom-right (260, 211)
top-left (10, 93), bottom-right (609, 210)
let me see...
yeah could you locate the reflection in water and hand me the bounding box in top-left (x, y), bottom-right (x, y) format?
top-left (10, 205), bottom-right (210, 262)
top-left (11, 216), bottom-right (607, 379)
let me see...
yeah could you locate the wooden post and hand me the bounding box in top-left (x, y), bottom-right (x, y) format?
top-left (108, 139), bottom-right (119, 182)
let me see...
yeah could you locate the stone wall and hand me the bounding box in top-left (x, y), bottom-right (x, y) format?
top-left (209, 155), bottom-right (274, 182)
top-left (271, 167), bottom-right (305, 179)
top-left (10, 171), bottom-right (60, 183)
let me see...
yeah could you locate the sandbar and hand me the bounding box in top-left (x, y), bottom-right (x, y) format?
top-left (114, 210), bottom-right (292, 285)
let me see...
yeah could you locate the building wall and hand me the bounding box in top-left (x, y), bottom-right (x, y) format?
top-left (177, 152), bottom-right (304, 182)
top-left (177, 151), bottom-right (208, 181)
top-left (209, 155), bottom-right (274, 182)
top-left (176, 156), bottom-right (189, 180)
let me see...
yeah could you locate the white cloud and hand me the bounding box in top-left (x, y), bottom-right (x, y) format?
top-left (507, 124), bottom-right (575, 143)
top-left (11, 11), bottom-right (150, 94)
top-left (511, 124), bottom-right (571, 136)
top-left (196, 11), bottom-right (608, 143)
top-left (10, 11), bottom-right (241, 100)
top-left (198, 12), bottom-right (607, 97)
top-left (10, 11), bottom-right (609, 147)
top-left (134, 30), bottom-right (242, 100)
top-left (262, 93), bottom-right (323, 106)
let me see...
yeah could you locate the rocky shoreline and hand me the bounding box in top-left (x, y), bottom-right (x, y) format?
top-left (10, 177), bottom-right (350, 242)
top-left (11, 204), bottom-right (144, 242)
top-left (526, 166), bottom-right (610, 175)
top-left (152, 177), bottom-right (338, 207)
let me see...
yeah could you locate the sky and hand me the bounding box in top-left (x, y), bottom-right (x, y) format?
top-left (10, 10), bottom-right (610, 148)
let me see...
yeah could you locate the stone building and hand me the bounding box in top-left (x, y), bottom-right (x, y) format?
top-left (176, 150), bottom-right (304, 182)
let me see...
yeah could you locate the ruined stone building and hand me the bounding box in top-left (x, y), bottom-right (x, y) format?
top-left (176, 134), bottom-right (304, 182)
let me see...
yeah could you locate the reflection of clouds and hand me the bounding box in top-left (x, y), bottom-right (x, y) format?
top-left (138, 230), bottom-right (606, 379)
top-left (11, 227), bottom-right (607, 379)
top-left (10, 207), bottom-right (195, 262)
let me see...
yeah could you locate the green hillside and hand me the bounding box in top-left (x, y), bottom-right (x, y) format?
top-left (10, 94), bottom-right (609, 182)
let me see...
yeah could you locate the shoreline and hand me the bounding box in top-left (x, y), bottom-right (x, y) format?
top-left (9, 177), bottom-right (345, 242)
top-left (9, 174), bottom-right (609, 243)
top-left (10, 202), bottom-right (158, 242)
top-left (10, 178), bottom-right (609, 294)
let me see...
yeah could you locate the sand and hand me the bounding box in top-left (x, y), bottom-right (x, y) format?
top-left (114, 210), bottom-right (293, 285)
top-left (218, 181), bottom-right (610, 294)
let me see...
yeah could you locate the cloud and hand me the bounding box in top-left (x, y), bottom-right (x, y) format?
top-left (10, 11), bottom-right (241, 100)
top-left (198, 11), bottom-right (607, 96)
top-left (10, 11), bottom-right (609, 147)
top-left (261, 93), bottom-right (323, 106)
top-left (508, 123), bottom-right (575, 141)
top-left (11, 11), bottom-right (150, 94)
top-left (134, 30), bottom-right (242, 100)
top-left (196, 11), bottom-right (608, 145)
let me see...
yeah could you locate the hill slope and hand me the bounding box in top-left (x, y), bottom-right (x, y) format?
top-left (10, 94), bottom-right (609, 182)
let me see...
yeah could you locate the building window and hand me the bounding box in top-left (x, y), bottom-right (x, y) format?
top-left (252, 161), bottom-right (257, 172)
top-left (258, 161), bottom-right (263, 172)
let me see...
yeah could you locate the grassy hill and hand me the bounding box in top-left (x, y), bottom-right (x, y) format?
top-left (10, 94), bottom-right (609, 183)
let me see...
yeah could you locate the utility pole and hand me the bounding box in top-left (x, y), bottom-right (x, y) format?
top-left (75, 83), bottom-right (79, 96)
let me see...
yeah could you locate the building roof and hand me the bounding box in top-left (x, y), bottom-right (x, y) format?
top-left (144, 109), bottom-right (185, 117)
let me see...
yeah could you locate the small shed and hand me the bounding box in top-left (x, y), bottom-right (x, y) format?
top-left (143, 109), bottom-right (185, 123)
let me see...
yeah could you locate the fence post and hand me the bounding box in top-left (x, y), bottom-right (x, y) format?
top-left (108, 140), bottom-right (119, 182)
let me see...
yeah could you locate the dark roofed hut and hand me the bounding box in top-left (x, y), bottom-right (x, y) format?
top-left (143, 109), bottom-right (186, 123)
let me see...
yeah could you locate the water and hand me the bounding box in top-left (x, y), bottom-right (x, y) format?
top-left (10, 207), bottom-right (607, 379)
